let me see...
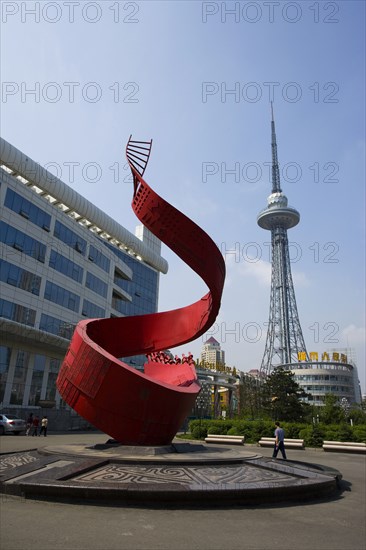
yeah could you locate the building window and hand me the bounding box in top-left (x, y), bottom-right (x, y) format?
top-left (0, 298), bottom-right (36, 326)
top-left (85, 272), bottom-right (108, 298)
top-left (0, 259), bottom-right (41, 295)
top-left (44, 281), bottom-right (80, 312)
top-left (0, 346), bottom-right (11, 404)
top-left (111, 290), bottom-right (128, 314)
top-left (114, 267), bottom-right (130, 292)
top-left (10, 350), bottom-right (30, 405)
top-left (82, 299), bottom-right (105, 318)
top-left (49, 250), bottom-right (83, 283)
top-left (45, 359), bottom-right (60, 401)
top-left (105, 242), bottom-right (158, 316)
top-left (88, 245), bottom-right (110, 273)
top-left (4, 188), bottom-right (51, 231)
top-left (54, 220), bottom-right (86, 255)
top-left (28, 354), bottom-right (46, 406)
top-left (39, 314), bottom-right (75, 339)
top-left (0, 221), bottom-right (46, 263)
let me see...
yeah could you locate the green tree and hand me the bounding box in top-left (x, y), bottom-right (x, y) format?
top-left (262, 367), bottom-right (310, 422)
top-left (348, 406), bottom-right (366, 425)
top-left (318, 394), bottom-right (344, 424)
top-left (238, 374), bottom-right (263, 419)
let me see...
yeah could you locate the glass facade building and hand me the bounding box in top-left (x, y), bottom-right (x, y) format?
top-left (281, 357), bottom-right (362, 406)
top-left (0, 138), bottom-right (168, 412)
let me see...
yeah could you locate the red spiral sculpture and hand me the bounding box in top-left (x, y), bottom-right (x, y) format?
top-left (56, 137), bottom-right (225, 445)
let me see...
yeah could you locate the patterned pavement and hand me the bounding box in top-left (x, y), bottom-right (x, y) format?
top-left (0, 441), bottom-right (341, 506)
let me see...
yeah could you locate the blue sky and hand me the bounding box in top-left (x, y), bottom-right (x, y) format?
top-left (1, 1), bottom-right (365, 391)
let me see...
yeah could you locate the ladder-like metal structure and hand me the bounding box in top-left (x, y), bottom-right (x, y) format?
top-left (126, 136), bottom-right (152, 194)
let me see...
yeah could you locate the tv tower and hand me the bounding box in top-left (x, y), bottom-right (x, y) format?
top-left (258, 105), bottom-right (308, 375)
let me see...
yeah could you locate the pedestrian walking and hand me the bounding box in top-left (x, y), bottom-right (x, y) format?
top-left (39, 416), bottom-right (48, 437)
top-left (31, 416), bottom-right (40, 436)
top-left (26, 413), bottom-right (33, 436)
top-left (272, 421), bottom-right (287, 460)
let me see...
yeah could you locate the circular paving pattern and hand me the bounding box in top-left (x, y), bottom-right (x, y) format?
top-left (0, 442), bottom-right (341, 507)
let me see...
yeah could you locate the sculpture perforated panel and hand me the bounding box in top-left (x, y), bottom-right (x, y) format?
top-left (56, 137), bottom-right (225, 445)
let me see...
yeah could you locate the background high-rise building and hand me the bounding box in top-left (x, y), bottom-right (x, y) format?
top-left (0, 138), bottom-right (167, 417)
top-left (198, 337), bottom-right (239, 418)
top-left (200, 336), bottom-right (225, 367)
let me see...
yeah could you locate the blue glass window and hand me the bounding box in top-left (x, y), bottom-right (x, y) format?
top-left (104, 242), bottom-right (158, 316)
top-left (49, 250), bottom-right (83, 283)
top-left (28, 354), bottom-right (46, 406)
top-left (0, 259), bottom-right (41, 295)
top-left (113, 268), bottom-right (130, 292)
top-left (0, 298), bottom-right (36, 326)
top-left (0, 222), bottom-right (46, 263)
top-left (85, 272), bottom-right (108, 298)
top-left (82, 299), bottom-right (105, 318)
top-left (44, 281), bottom-right (80, 312)
top-left (4, 188), bottom-right (51, 231)
top-left (88, 245), bottom-right (110, 273)
top-left (39, 314), bottom-right (75, 339)
top-left (0, 346), bottom-right (11, 403)
top-left (54, 220), bottom-right (86, 255)
top-left (111, 290), bottom-right (129, 314)
top-left (45, 358), bottom-right (60, 401)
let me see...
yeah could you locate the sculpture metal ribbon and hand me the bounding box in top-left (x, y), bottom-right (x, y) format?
top-left (56, 137), bottom-right (225, 445)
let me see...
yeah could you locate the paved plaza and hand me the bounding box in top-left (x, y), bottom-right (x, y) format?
top-left (1, 432), bottom-right (365, 550)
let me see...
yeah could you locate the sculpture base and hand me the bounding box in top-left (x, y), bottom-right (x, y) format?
top-left (0, 439), bottom-right (341, 507)
top-left (92, 440), bottom-right (208, 455)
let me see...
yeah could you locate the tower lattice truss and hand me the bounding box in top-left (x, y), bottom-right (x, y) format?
top-left (260, 227), bottom-right (308, 374)
top-left (258, 106), bottom-right (308, 376)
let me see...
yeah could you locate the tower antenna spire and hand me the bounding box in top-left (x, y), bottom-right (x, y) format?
top-left (257, 109), bottom-right (308, 374)
top-left (271, 102), bottom-right (282, 194)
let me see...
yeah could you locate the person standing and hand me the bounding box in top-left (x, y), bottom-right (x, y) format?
top-left (272, 421), bottom-right (287, 460)
top-left (26, 413), bottom-right (33, 436)
top-left (39, 416), bottom-right (48, 437)
top-left (31, 416), bottom-right (40, 436)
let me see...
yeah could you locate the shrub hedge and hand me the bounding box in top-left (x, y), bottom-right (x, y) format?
top-left (188, 419), bottom-right (366, 446)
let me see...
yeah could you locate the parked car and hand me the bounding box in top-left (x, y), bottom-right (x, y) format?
top-left (0, 414), bottom-right (26, 435)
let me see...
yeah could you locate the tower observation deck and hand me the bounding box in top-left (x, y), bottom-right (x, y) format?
top-left (258, 106), bottom-right (308, 375)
